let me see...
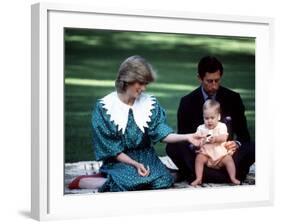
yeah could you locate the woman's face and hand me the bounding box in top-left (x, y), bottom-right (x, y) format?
top-left (125, 82), bottom-right (147, 99)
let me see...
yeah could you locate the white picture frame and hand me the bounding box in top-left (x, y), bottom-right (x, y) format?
top-left (31, 2), bottom-right (274, 221)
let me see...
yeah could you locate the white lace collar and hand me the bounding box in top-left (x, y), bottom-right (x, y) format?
top-left (100, 91), bottom-right (155, 134)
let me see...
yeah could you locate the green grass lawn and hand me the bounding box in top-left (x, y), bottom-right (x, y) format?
top-left (64, 29), bottom-right (255, 163)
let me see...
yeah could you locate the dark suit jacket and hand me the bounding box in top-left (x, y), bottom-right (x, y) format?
top-left (177, 86), bottom-right (251, 143)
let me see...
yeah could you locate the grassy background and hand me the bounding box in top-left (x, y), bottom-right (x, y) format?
top-left (64, 28), bottom-right (255, 163)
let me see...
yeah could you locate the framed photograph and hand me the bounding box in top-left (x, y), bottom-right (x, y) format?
top-left (31, 2), bottom-right (274, 221)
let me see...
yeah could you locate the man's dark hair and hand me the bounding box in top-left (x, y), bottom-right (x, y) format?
top-left (197, 56), bottom-right (224, 79)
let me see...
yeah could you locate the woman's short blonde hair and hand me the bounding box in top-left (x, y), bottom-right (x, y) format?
top-left (115, 55), bottom-right (156, 93)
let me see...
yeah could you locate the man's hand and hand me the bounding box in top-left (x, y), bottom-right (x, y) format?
top-left (224, 140), bottom-right (239, 152)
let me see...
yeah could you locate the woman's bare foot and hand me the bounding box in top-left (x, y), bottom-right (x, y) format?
top-left (190, 179), bottom-right (202, 186)
top-left (79, 177), bottom-right (107, 189)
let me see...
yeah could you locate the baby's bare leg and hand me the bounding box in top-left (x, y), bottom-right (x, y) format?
top-left (221, 155), bottom-right (240, 185)
top-left (191, 154), bottom-right (208, 186)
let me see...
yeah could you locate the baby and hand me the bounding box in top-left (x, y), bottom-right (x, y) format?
top-left (191, 99), bottom-right (240, 186)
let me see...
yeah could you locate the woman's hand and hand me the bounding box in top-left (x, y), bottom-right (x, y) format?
top-left (187, 133), bottom-right (205, 147)
top-left (116, 153), bottom-right (149, 177)
top-left (134, 162), bottom-right (150, 177)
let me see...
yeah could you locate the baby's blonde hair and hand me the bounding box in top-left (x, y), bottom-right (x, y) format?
top-left (203, 99), bottom-right (221, 114)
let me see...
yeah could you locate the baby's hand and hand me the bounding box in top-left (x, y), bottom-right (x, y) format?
top-left (205, 134), bottom-right (214, 143)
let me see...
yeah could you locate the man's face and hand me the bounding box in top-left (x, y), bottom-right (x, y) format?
top-left (199, 70), bottom-right (221, 96)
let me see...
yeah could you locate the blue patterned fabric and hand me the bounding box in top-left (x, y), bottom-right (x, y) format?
top-left (92, 97), bottom-right (174, 192)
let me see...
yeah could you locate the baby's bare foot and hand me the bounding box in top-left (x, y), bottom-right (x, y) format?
top-left (231, 178), bottom-right (241, 185)
top-left (191, 179), bottom-right (202, 186)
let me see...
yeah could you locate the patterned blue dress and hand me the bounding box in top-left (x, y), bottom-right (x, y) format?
top-left (92, 93), bottom-right (174, 192)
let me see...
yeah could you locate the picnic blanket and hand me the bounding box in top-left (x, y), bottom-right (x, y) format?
top-left (64, 156), bottom-right (255, 194)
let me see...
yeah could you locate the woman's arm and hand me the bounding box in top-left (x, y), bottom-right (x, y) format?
top-left (115, 153), bottom-right (149, 177)
top-left (162, 133), bottom-right (203, 146)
